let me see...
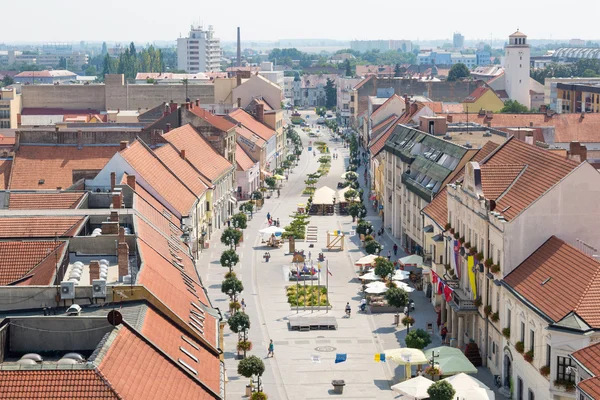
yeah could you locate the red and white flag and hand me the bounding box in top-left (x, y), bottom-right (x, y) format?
top-left (327, 267), bottom-right (333, 276)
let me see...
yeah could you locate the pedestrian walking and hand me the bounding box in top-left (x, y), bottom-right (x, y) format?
top-left (441, 326), bottom-right (448, 345)
top-left (227, 219), bottom-right (231, 228)
top-left (387, 250), bottom-right (392, 261)
top-left (267, 340), bottom-right (274, 357)
top-left (276, 218), bottom-right (280, 227)
top-left (277, 189), bottom-right (280, 198)
top-left (267, 212), bottom-right (271, 221)
top-left (241, 298), bottom-right (246, 311)
top-left (393, 243), bottom-right (398, 257)
top-left (308, 251), bottom-right (312, 261)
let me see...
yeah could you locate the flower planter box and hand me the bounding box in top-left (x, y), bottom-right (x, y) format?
top-left (332, 380), bottom-right (345, 394)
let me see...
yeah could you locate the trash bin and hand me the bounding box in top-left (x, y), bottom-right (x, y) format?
top-left (394, 313), bottom-right (400, 326)
top-left (331, 380), bottom-right (345, 394)
top-left (245, 385), bottom-right (252, 397)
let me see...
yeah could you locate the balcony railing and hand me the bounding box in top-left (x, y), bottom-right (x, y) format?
top-left (445, 281), bottom-right (478, 312)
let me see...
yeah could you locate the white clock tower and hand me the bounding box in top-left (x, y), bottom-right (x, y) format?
top-left (504, 30), bottom-right (531, 109)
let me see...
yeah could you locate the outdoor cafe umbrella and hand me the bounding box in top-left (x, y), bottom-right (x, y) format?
top-left (392, 270), bottom-right (411, 281)
top-left (391, 376), bottom-right (433, 399)
top-left (443, 373), bottom-right (494, 400)
top-left (274, 174), bottom-right (285, 180)
top-left (355, 254), bottom-right (379, 266)
top-left (394, 281), bottom-right (415, 293)
top-left (359, 271), bottom-right (381, 281)
top-left (259, 226), bottom-right (285, 236)
top-left (364, 281), bottom-right (388, 294)
top-left (399, 254), bottom-right (424, 267)
top-left (427, 348), bottom-right (478, 375)
top-left (453, 387), bottom-right (495, 400)
top-left (384, 348), bottom-right (429, 382)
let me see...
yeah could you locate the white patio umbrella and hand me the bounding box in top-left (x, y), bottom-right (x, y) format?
top-left (454, 387), bottom-right (495, 400)
top-left (391, 376), bottom-right (433, 399)
top-left (355, 254), bottom-right (379, 266)
top-left (443, 373), bottom-right (490, 390)
top-left (392, 270), bottom-right (411, 281)
top-left (394, 281), bottom-right (415, 293)
top-left (365, 281), bottom-right (388, 294)
top-left (399, 254), bottom-right (424, 267)
top-left (385, 348), bottom-right (429, 382)
top-left (259, 226), bottom-right (285, 235)
top-left (359, 271), bottom-right (381, 281)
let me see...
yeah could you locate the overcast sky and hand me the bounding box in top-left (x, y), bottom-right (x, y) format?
top-left (2, 0), bottom-right (599, 43)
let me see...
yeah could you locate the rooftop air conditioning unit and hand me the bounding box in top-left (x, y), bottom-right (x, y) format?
top-left (60, 281), bottom-right (75, 300)
top-left (92, 279), bottom-right (107, 298)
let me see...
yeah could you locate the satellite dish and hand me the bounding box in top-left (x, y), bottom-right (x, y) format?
top-left (107, 310), bottom-right (123, 326)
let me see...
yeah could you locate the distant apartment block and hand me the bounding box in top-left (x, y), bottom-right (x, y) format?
top-left (453, 32), bottom-right (465, 49)
top-left (14, 70), bottom-right (77, 84)
top-left (177, 25), bottom-right (222, 73)
top-left (351, 40), bottom-right (412, 53)
top-left (0, 87), bottom-right (21, 129)
top-left (4, 50), bottom-right (88, 69)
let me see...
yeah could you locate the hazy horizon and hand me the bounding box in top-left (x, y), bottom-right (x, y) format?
top-left (1, 0), bottom-right (598, 43)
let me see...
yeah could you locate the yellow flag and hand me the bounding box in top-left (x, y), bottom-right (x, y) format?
top-left (374, 354), bottom-right (380, 362)
top-left (467, 256), bottom-right (477, 300)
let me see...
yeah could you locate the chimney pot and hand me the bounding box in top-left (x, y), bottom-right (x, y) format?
top-left (112, 193), bottom-right (122, 209)
top-left (110, 211), bottom-right (119, 222)
top-left (118, 227), bottom-right (125, 243)
top-left (120, 141), bottom-right (128, 151)
top-left (180, 149), bottom-right (186, 159)
top-left (256, 103), bottom-right (265, 123)
top-left (126, 174), bottom-right (136, 190)
top-left (196, 99), bottom-right (200, 107)
top-left (118, 242), bottom-right (129, 279)
top-left (237, 74), bottom-right (242, 87)
top-left (237, 97), bottom-right (242, 108)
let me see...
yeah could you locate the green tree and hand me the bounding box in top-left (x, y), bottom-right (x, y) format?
top-left (348, 203), bottom-right (362, 222)
top-left (325, 78), bottom-right (336, 109)
top-left (221, 228), bottom-right (243, 249)
top-left (374, 257), bottom-right (394, 281)
top-left (447, 63), bottom-right (471, 81)
top-left (365, 240), bottom-right (382, 255)
top-left (1, 75), bottom-right (14, 87)
top-left (231, 213), bottom-right (248, 230)
top-left (394, 63), bottom-right (402, 77)
top-left (84, 65), bottom-right (97, 76)
top-left (221, 276), bottom-right (244, 301)
top-left (58, 57), bottom-right (67, 69)
top-left (427, 380), bottom-right (456, 400)
top-left (101, 42), bottom-right (108, 55)
top-left (582, 69), bottom-right (598, 77)
top-left (500, 99), bottom-right (529, 113)
top-left (384, 287), bottom-right (409, 312)
top-left (220, 249), bottom-right (240, 273)
top-left (238, 355), bottom-right (265, 391)
top-left (343, 189), bottom-right (358, 203)
top-left (102, 53), bottom-right (116, 76)
top-left (228, 311), bottom-right (250, 334)
top-left (344, 59), bottom-right (353, 77)
top-left (405, 328), bottom-right (432, 350)
top-left (315, 106), bottom-right (326, 117)
top-left (265, 176), bottom-right (277, 189)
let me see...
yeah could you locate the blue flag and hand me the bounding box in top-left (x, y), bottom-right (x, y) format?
top-left (380, 353), bottom-right (386, 362)
top-left (335, 353), bottom-right (347, 364)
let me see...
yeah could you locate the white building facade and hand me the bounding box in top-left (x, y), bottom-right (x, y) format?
top-left (177, 25), bottom-right (222, 73)
top-left (504, 30), bottom-right (531, 108)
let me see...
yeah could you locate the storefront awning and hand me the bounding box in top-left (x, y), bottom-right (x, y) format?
top-left (261, 170), bottom-right (272, 177)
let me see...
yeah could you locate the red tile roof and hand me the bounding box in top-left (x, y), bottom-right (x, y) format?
top-left (0, 370), bottom-right (120, 399)
top-left (479, 164), bottom-right (526, 200)
top-left (504, 236), bottom-right (600, 327)
top-left (163, 125), bottom-right (233, 183)
top-left (236, 145), bottom-right (256, 171)
top-left (154, 143), bottom-right (209, 196)
top-left (100, 326), bottom-right (217, 400)
top-left (354, 75), bottom-right (373, 90)
top-left (228, 109), bottom-right (276, 141)
top-left (0, 135), bottom-right (15, 147)
top-left (369, 117), bottom-right (399, 157)
top-left (0, 159), bottom-right (11, 190)
top-left (0, 241), bottom-right (65, 285)
top-left (8, 192), bottom-right (86, 209)
top-left (422, 141), bottom-right (500, 227)
top-left (464, 87), bottom-right (491, 103)
top-left (579, 377), bottom-right (600, 400)
top-left (236, 124), bottom-right (266, 149)
top-left (120, 141), bottom-right (198, 217)
top-left (141, 308), bottom-right (222, 395)
top-left (370, 115), bottom-right (398, 142)
top-left (9, 145), bottom-right (118, 190)
top-left (188, 106), bottom-right (236, 132)
top-left (477, 138), bottom-right (579, 221)
top-left (129, 176), bottom-right (180, 226)
top-left (371, 94), bottom-right (403, 121)
top-left (572, 342), bottom-right (600, 375)
top-left (0, 217), bottom-right (84, 238)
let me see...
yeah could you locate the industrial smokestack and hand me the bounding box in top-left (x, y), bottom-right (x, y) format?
top-left (237, 27), bottom-right (241, 67)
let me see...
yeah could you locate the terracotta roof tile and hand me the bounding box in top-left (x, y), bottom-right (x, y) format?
top-left (572, 342), bottom-right (600, 375)
top-left (188, 107), bottom-right (236, 132)
top-left (371, 94), bottom-right (403, 120)
top-left (236, 145), bottom-right (256, 171)
top-left (423, 141), bottom-right (500, 227)
top-left (141, 308), bottom-right (222, 395)
top-left (353, 75), bottom-right (373, 90)
top-left (154, 143), bottom-right (209, 197)
top-left (10, 145), bottom-right (118, 190)
top-left (0, 216), bottom-right (84, 238)
top-left (479, 164), bottom-right (526, 200)
top-left (8, 192), bottom-right (86, 209)
top-left (480, 138), bottom-right (579, 220)
top-left (0, 370), bottom-right (120, 399)
top-left (397, 102), bottom-right (426, 124)
top-left (99, 326), bottom-right (216, 400)
top-left (120, 141), bottom-right (198, 217)
top-left (0, 241), bottom-right (65, 285)
top-left (463, 87), bottom-right (490, 103)
top-left (236, 124), bottom-right (266, 149)
top-left (228, 109), bottom-right (276, 141)
top-left (423, 101), bottom-right (443, 113)
top-left (129, 177), bottom-right (180, 226)
top-left (162, 125), bottom-right (233, 183)
top-left (369, 118), bottom-right (399, 157)
top-left (370, 115), bottom-right (398, 143)
top-left (0, 159), bottom-right (11, 190)
top-left (579, 377), bottom-right (600, 400)
top-left (504, 236), bottom-right (600, 327)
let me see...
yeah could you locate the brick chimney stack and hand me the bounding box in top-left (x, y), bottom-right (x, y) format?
top-left (236, 74), bottom-right (242, 87)
top-left (118, 227), bottom-right (125, 243)
top-left (110, 211), bottom-right (119, 222)
top-left (89, 261), bottom-right (100, 282)
top-left (195, 99), bottom-right (200, 107)
top-left (180, 149), bottom-right (186, 159)
top-left (126, 175), bottom-right (136, 190)
top-left (256, 103), bottom-right (264, 123)
top-left (118, 241), bottom-right (129, 279)
top-left (112, 192), bottom-right (122, 209)
top-left (110, 172), bottom-right (116, 191)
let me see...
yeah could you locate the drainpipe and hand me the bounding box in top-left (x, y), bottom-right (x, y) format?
top-left (483, 209), bottom-right (491, 369)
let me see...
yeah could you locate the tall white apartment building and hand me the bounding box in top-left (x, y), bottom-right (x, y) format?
top-left (177, 25), bottom-right (222, 73)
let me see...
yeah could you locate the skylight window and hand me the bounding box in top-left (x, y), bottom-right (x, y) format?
top-left (180, 347), bottom-right (198, 363)
top-left (181, 335), bottom-right (200, 350)
top-left (178, 358), bottom-right (198, 375)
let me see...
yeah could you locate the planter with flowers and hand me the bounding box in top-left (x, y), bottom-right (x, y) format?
top-left (491, 264), bottom-right (501, 274)
top-left (401, 316), bottom-right (415, 327)
top-left (524, 350), bottom-right (534, 363)
top-left (502, 327), bottom-right (510, 339)
top-left (515, 341), bottom-right (525, 354)
top-left (484, 258), bottom-right (493, 268)
top-left (540, 365), bottom-right (550, 378)
top-left (484, 305), bottom-right (492, 317)
top-left (491, 312), bottom-right (499, 323)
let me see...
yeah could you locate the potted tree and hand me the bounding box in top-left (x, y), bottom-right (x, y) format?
top-left (427, 380), bottom-right (456, 400)
top-left (238, 356), bottom-right (266, 395)
top-left (228, 312), bottom-right (251, 359)
top-left (384, 287), bottom-right (409, 325)
top-left (220, 249), bottom-right (240, 274)
top-left (221, 276), bottom-right (244, 302)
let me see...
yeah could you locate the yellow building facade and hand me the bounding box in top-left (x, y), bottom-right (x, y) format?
top-left (462, 87), bottom-right (504, 113)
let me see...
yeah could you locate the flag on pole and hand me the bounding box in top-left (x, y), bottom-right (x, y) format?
top-left (374, 354), bottom-right (380, 362)
top-left (373, 353), bottom-right (387, 363)
top-left (327, 266), bottom-right (333, 276)
top-left (317, 263), bottom-right (322, 271)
